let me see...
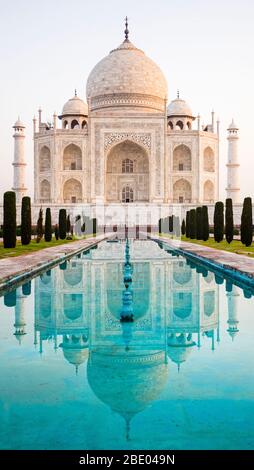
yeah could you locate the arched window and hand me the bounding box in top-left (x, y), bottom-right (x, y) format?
top-left (122, 158), bottom-right (133, 173)
top-left (122, 186), bottom-right (134, 203)
top-left (175, 120), bottom-right (184, 130)
top-left (173, 144), bottom-right (191, 171)
top-left (63, 144), bottom-right (82, 170)
top-left (82, 120), bottom-right (87, 130)
top-left (63, 120), bottom-right (69, 129)
top-left (71, 119), bottom-right (79, 129)
top-left (39, 146), bottom-right (51, 172)
top-left (63, 178), bottom-right (82, 203)
top-left (187, 121), bottom-right (192, 130)
top-left (173, 179), bottom-right (192, 203)
top-left (204, 180), bottom-right (214, 202)
top-left (40, 179), bottom-right (50, 201)
top-left (168, 121), bottom-right (173, 130)
top-left (203, 147), bottom-right (215, 172)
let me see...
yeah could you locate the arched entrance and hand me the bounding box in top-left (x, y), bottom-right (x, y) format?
top-left (106, 140), bottom-right (149, 203)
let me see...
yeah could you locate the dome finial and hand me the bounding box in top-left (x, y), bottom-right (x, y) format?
top-left (124, 16), bottom-right (129, 41)
top-left (75, 89), bottom-right (77, 97)
top-left (177, 89), bottom-right (180, 99)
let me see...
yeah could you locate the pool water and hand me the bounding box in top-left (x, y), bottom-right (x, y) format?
top-left (0, 239), bottom-right (254, 450)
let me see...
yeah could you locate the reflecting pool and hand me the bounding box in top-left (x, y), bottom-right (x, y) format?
top-left (0, 240), bottom-right (254, 450)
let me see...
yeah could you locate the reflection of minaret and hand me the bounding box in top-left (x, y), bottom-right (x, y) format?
top-left (227, 285), bottom-right (240, 340)
top-left (13, 287), bottom-right (26, 344)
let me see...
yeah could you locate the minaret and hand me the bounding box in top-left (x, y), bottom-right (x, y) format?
top-left (227, 285), bottom-right (240, 340)
top-left (12, 118), bottom-right (27, 203)
top-left (226, 119), bottom-right (240, 203)
top-left (14, 287), bottom-right (27, 345)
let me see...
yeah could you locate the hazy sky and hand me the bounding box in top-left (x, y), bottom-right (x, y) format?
top-left (0, 0), bottom-right (253, 200)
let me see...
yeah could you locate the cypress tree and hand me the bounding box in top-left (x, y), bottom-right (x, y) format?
top-left (158, 218), bottom-right (162, 234)
top-left (59, 209), bottom-right (67, 240)
top-left (225, 198), bottom-right (234, 244)
top-left (54, 224), bottom-right (59, 240)
top-left (66, 214), bottom-right (71, 235)
top-left (189, 209), bottom-right (197, 239)
top-left (21, 196), bottom-right (31, 245)
top-left (201, 205), bottom-right (209, 241)
top-left (93, 218), bottom-right (97, 236)
top-left (3, 191), bottom-right (16, 248)
top-left (196, 207), bottom-right (203, 240)
top-left (186, 211), bottom-right (190, 238)
top-left (214, 201), bottom-right (224, 243)
top-left (181, 219), bottom-right (186, 236)
top-left (169, 215), bottom-right (173, 233)
top-left (241, 197), bottom-right (253, 247)
top-left (36, 207), bottom-right (43, 243)
top-left (44, 208), bottom-right (52, 242)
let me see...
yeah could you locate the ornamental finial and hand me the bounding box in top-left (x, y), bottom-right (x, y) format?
top-left (75, 89), bottom-right (77, 97)
top-left (124, 16), bottom-right (129, 41)
top-left (177, 90), bottom-right (180, 99)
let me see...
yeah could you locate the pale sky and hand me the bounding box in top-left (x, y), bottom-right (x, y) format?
top-left (0, 0), bottom-right (253, 201)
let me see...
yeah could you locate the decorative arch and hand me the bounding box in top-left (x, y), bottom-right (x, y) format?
top-left (204, 291), bottom-right (215, 317)
top-left (63, 294), bottom-right (83, 320)
top-left (203, 146), bottom-right (215, 172)
top-left (106, 140), bottom-right (149, 202)
top-left (173, 292), bottom-right (192, 319)
top-left (173, 179), bottom-right (192, 203)
top-left (63, 178), bottom-right (82, 203)
top-left (40, 179), bottom-right (50, 201)
top-left (173, 144), bottom-right (191, 171)
top-left (203, 180), bottom-right (214, 203)
top-left (175, 120), bottom-right (184, 130)
top-left (71, 119), bottom-right (79, 129)
top-left (39, 146), bottom-right (51, 172)
top-left (63, 143), bottom-right (82, 170)
top-left (168, 120), bottom-right (173, 130)
top-left (63, 120), bottom-right (69, 129)
top-left (82, 120), bottom-right (87, 130)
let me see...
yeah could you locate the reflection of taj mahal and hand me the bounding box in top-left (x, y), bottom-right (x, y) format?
top-left (10, 240), bottom-right (241, 435)
top-left (10, 20), bottom-right (241, 222)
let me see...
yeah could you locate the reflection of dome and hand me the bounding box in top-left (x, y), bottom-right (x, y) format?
top-left (87, 350), bottom-right (168, 423)
top-left (86, 36), bottom-right (167, 113)
top-left (167, 333), bottom-right (196, 370)
top-left (60, 334), bottom-right (89, 372)
top-left (61, 94), bottom-right (88, 117)
top-left (167, 97), bottom-right (192, 117)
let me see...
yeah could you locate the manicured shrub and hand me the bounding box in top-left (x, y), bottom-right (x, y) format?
top-left (241, 197), bottom-right (253, 247)
top-left (181, 219), bottom-right (186, 236)
top-left (66, 214), bottom-right (71, 235)
top-left (44, 208), bottom-right (52, 242)
top-left (214, 201), bottom-right (224, 242)
top-left (158, 218), bottom-right (162, 234)
top-left (22, 281), bottom-right (31, 296)
top-left (189, 209), bottom-right (197, 239)
top-left (225, 198), bottom-right (234, 244)
top-left (169, 215), bottom-right (173, 233)
top-left (93, 218), bottom-right (97, 236)
top-left (59, 209), bottom-right (67, 240)
top-left (21, 196), bottom-right (31, 245)
top-left (54, 225), bottom-right (59, 240)
top-left (3, 191), bottom-right (16, 248)
top-left (4, 291), bottom-right (16, 307)
top-left (173, 216), bottom-right (181, 237)
top-left (186, 211), bottom-right (190, 238)
top-left (201, 205), bottom-right (209, 241)
top-left (196, 207), bottom-right (203, 240)
top-left (36, 207), bottom-right (43, 243)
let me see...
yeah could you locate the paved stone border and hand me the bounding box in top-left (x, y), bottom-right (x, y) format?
top-left (0, 235), bottom-right (107, 293)
top-left (152, 235), bottom-right (254, 288)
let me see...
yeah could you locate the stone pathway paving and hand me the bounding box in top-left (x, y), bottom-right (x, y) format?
top-left (153, 235), bottom-right (254, 283)
top-left (0, 235), bottom-right (107, 291)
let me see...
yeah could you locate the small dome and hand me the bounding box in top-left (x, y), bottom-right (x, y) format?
top-left (167, 97), bottom-right (192, 117)
top-left (61, 94), bottom-right (88, 117)
top-left (228, 119), bottom-right (238, 130)
top-left (86, 38), bottom-right (168, 113)
top-left (13, 117), bottom-right (25, 128)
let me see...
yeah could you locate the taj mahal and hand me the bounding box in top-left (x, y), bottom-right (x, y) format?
top-left (10, 19), bottom-right (240, 225)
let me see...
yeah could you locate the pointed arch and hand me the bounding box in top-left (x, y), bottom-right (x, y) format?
top-left (63, 143), bottom-right (82, 170)
top-left (173, 178), bottom-right (192, 203)
top-left (40, 179), bottom-right (50, 201)
top-left (173, 144), bottom-right (191, 171)
top-left (203, 180), bottom-right (214, 203)
top-left (203, 146), bottom-right (215, 172)
top-left (63, 178), bottom-right (82, 203)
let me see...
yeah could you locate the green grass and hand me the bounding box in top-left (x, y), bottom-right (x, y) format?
top-left (159, 234), bottom-right (254, 257)
top-left (0, 238), bottom-right (78, 259)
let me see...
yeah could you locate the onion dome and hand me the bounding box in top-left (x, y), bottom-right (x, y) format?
top-left (86, 19), bottom-right (167, 113)
top-left (60, 92), bottom-right (88, 118)
top-left (167, 94), bottom-right (193, 117)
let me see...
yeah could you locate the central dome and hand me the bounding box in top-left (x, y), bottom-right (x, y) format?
top-left (86, 38), bottom-right (168, 113)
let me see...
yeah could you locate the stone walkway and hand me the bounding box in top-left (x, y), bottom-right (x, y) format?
top-left (0, 235), bottom-right (107, 291)
top-left (152, 235), bottom-right (254, 286)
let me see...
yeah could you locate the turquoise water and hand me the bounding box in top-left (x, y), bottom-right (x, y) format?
top-left (0, 239), bottom-right (254, 450)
